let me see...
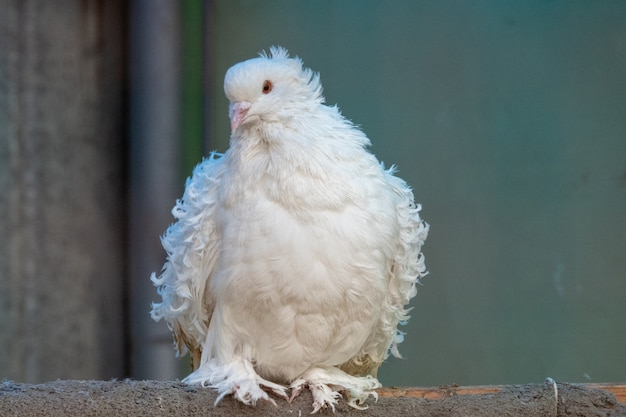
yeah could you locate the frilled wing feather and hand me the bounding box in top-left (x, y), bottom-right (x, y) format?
top-left (150, 152), bottom-right (226, 370)
top-left (340, 167), bottom-right (429, 377)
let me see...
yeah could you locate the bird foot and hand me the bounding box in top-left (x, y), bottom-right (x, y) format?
top-left (290, 378), bottom-right (340, 413)
top-left (183, 357), bottom-right (288, 406)
top-left (291, 367), bottom-right (381, 413)
top-left (232, 378), bottom-right (288, 406)
top-left (232, 381), bottom-right (277, 406)
top-left (310, 382), bottom-right (342, 413)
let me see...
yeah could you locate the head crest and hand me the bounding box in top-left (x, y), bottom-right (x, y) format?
top-left (257, 45), bottom-right (290, 60)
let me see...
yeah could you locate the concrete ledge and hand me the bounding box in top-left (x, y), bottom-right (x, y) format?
top-left (1, 379), bottom-right (625, 416)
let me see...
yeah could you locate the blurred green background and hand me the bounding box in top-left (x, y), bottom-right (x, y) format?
top-left (202, 1), bottom-right (626, 387)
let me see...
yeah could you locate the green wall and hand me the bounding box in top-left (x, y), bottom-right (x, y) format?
top-left (205, 1), bottom-right (626, 387)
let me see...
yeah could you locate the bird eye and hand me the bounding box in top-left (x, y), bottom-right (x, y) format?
top-left (262, 80), bottom-right (273, 94)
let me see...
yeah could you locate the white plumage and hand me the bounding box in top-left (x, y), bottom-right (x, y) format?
top-left (150, 46), bottom-right (428, 412)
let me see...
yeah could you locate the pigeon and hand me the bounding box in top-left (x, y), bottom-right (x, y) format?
top-left (150, 46), bottom-right (429, 412)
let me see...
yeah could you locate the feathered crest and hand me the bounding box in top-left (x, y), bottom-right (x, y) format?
top-left (260, 45), bottom-right (291, 60)
top-left (257, 46), bottom-right (324, 103)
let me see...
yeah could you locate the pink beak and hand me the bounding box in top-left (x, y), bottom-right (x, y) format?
top-left (229, 101), bottom-right (251, 132)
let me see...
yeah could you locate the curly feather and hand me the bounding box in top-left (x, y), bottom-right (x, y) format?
top-left (151, 152), bottom-right (225, 363)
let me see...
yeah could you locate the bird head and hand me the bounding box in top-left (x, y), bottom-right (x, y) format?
top-left (224, 46), bottom-right (324, 134)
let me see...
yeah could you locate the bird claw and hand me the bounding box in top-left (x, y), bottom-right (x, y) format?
top-left (288, 386), bottom-right (303, 403)
top-left (255, 377), bottom-right (289, 405)
top-left (232, 382), bottom-right (274, 406)
top-left (262, 395), bottom-right (279, 407)
top-left (288, 378), bottom-right (306, 403)
top-left (309, 383), bottom-right (341, 414)
top-left (272, 388), bottom-right (289, 400)
top-left (265, 385), bottom-right (289, 403)
top-left (311, 402), bottom-right (324, 414)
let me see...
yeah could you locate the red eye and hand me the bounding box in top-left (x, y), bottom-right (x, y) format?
top-left (262, 80), bottom-right (273, 94)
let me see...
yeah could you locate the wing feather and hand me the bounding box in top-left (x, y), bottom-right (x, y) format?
top-left (151, 152), bottom-right (226, 369)
top-left (341, 167), bottom-right (429, 376)
top-left (383, 171), bottom-right (429, 359)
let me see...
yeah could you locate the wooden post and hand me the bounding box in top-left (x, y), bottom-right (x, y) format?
top-left (0, 1), bottom-right (126, 382)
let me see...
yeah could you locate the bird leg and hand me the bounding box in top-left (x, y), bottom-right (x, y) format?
top-left (290, 366), bottom-right (381, 413)
top-left (183, 356), bottom-right (289, 406)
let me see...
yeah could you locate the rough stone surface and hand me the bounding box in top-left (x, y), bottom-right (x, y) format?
top-left (1, 380), bottom-right (624, 416)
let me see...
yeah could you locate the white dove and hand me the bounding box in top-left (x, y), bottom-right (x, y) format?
top-left (150, 46), bottom-right (428, 413)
